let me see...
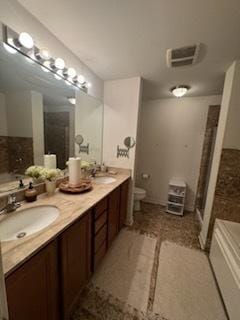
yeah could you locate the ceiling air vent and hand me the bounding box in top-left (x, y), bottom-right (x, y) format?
top-left (166, 43), bottom-right (201, 68)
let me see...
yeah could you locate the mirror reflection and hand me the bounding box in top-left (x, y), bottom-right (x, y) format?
top-left (0, 42), bottom-right (103, 192)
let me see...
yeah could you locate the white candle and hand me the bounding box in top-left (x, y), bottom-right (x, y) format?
top-left (68, 157), bottom-right (82, 186)
top-left (44, 154), bottom-right (57, 169)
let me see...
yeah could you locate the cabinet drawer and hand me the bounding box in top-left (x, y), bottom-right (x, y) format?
top-left (94, 241), bottom-right (107, 270)
top-left (94, 197), bottom-right (108, 219)
top-left (94, 224), bottom-right (107, 253)
top-left (94, 211), bottom-right (107, 234)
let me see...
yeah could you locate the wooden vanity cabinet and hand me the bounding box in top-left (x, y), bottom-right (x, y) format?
top-left (108, 187), bottom-right (121, 246)
top-left (6, 240), bottom-right (59, 320)
top-left (60, 210), bottom-right (92, 319)
top-left (119, 179), bottom-right (129, 230)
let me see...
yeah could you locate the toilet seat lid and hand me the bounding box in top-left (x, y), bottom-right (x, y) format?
top-left (134, 187), bottom-right (146, 195)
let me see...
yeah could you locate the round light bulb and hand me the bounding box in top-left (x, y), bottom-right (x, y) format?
top-left (38, 48), bottom-right (50, 60)
top-left (86, 82), bottom-right (92, 89)
top-left (41, 61), bottom-right (51, 72)
top-left (77, 75), bottom-right (85, 84)
top-left (3, 42), bottom-right (17, 54)
top-left (67, 67), bottom-right (76, 78)
top-left (54, 58), bottom-right (65, 70)
top-left (18, 32), bottom-right (34, 49)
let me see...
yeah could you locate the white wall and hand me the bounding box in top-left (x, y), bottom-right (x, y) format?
top-left (136, 95), bottom-right (222, 211)
top-left (0, 0), bottom-right (103, 100)
top-left (223, 61), bottom-right (240, 149)
top-left (75, 91), bottom-right (103, 163)
top-left (200, 61), bottom-right (240, 248)
top-left (31, 91), bottom-right (44, 165)
top-left (0, 92), bottom-right (7, 136)
top-left (103, 77), bottom-right (142, 224)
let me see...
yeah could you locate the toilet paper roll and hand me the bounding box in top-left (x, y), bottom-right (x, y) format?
top-left (44, 154), bottom-right (56, 169)
top-left (68, 157), bottom-right (82, 186)
top-left (142, 173), bottom-right (150, 179)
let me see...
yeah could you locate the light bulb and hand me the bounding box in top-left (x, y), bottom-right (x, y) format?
top-left (67, 67), bottom-right (76, 78)
top-left (41, 61), bottom-right (51, 72)
top-left (35, 48), bottom-right (50, 60)
top-left (171, 86), bottom-right (190, 98)
top-left (86, 82), bottom-right (92, 89)
top-left (54, 58), bottom-right (65, 70)
top-left (77, 75), bottom-right (85, 84)
top-left (3, 42), bottom-right (17, 54)
top-left (18, 32), bottom-right (34, 49)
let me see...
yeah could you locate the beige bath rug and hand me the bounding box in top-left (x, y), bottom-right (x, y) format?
top-left (153, 241), bottom-right (227, 320)
top-left (92, 229), bottom-right (157, 313)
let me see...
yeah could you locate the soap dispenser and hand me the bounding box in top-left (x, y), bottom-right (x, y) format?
top-left (25, 182), bottom-right (37, 202)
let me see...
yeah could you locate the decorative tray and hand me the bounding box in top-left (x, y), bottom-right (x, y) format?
top-left (59, 179), bottom-right (93, 194)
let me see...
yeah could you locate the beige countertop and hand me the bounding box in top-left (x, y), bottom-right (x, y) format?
top-left (1, 171), bottom-right (131, 276)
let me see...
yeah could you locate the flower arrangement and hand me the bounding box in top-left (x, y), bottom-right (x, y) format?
top-left (25, 166), bottom-right (45, 180)
top-left (25, 166), bottom-right (63, 182)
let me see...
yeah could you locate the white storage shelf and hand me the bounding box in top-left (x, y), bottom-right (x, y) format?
top-left (166, 179), bottom-right (186, 216)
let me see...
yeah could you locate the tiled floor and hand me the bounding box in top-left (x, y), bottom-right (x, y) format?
top-left (72, 202), bottom-right (201, 320)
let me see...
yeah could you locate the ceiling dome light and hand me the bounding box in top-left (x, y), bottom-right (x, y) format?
top-left (67, 67), bottom-right (76, 78)
top-left (68, 97), bottom-right (76, 105)
top-left (54, 58), bottom-right (65, 70)
top-left (171, 85), bottom-right (190, 98)
top-left (77, 75), bottom-right (85, 84)
top-left (3, 42), bottom-right (17, 54)
top-left (18, 32), bottom-right (34, 49)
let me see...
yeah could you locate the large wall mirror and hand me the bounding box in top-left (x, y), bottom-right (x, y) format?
top-left (0, 42), bottom-right (103, 192)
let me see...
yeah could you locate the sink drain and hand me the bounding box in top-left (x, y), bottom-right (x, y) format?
top-left (17, 232), bottom-right (27, 239)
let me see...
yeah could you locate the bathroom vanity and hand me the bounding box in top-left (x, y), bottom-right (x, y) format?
top-left (1, 173), bottom-right (130, 320)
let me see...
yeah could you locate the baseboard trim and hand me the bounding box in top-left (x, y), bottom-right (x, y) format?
top-left (198, 231), bottom-right (206, 250)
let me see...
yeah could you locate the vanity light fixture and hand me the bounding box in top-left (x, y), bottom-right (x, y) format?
top-left (68, 97), bottom-right (76, 105)
top-left (3, 25), bottom-right (93, 92)
top-left (171, 85), bottom-right (190, 98)
top-left (17, 32), bottom-right (34, 49)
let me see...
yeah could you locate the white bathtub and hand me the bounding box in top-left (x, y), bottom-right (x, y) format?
top-left (210, 219), bottom-right (240, 320)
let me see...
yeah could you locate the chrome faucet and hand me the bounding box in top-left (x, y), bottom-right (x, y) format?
top-left (0, 194), bottom-right (21, 215)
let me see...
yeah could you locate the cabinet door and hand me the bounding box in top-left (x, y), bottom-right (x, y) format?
top-left (119, 179), bottom-right (129, 230)
top-left (6, 240), bottom-right (59, 320)
top-left (108, 187), bottom-right (120, 246)
top-left (60, 211), bottom-right (91, 319)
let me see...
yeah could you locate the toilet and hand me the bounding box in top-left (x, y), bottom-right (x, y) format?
top-left (134, 187), bottom-right (146, 211)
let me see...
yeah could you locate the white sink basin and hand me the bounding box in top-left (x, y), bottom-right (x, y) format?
top-left (94, 176), bottom-right (116, 184)
top-left (0, 205), bottom-right (59, 242)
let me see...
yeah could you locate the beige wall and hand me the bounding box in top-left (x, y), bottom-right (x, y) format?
top-left (136, 95), bottom-right (222, 211)
top-left (103, 77), bottom-right (142, 224)
top-left (0, 92), bottom-right (7, 136)
top-left (75, 91), bottom-right (103, 164)
top-left (0, 0), bottom-right (103, 100)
